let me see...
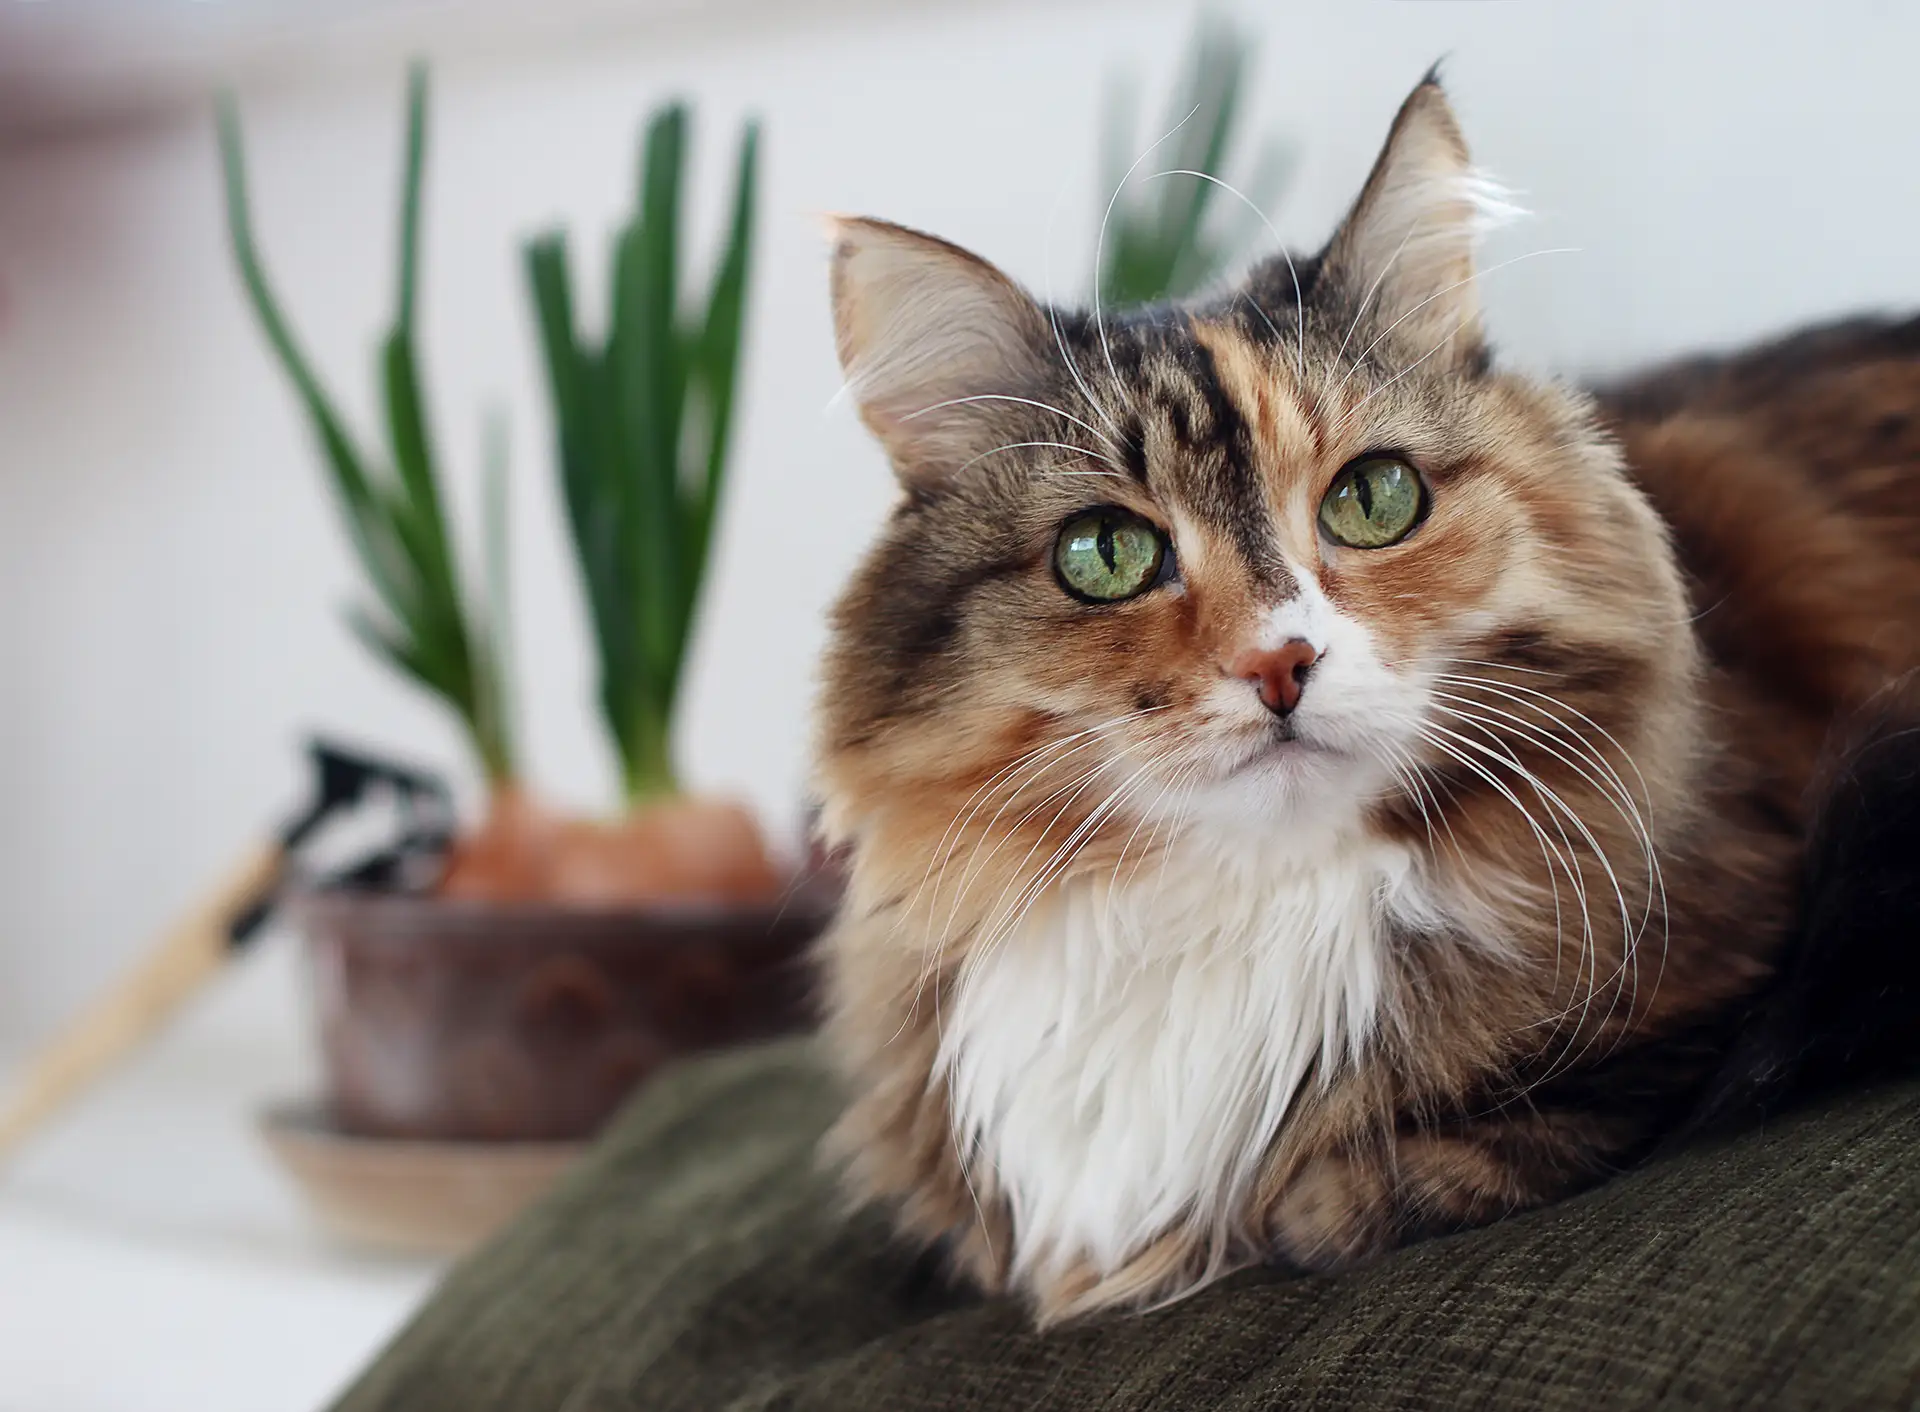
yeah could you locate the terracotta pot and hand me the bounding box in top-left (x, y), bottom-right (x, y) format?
top-left (293, 883), bottom-right (833, 1142)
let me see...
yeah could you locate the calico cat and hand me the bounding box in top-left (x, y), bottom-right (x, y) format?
top-left (811, 74), bottom-right (1920, 1324)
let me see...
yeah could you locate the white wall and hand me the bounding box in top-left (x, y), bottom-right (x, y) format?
top-left (6, 0), bottom-right (1920, 1048)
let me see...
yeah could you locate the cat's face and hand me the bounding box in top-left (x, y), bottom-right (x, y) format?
top-left (817, 82), bottom-right (1693, 914)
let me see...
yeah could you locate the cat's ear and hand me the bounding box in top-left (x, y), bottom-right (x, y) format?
top-left (829, 217), bottom-right (1053, 484)
top-left (1317, 74), bottom-right (1515, 364)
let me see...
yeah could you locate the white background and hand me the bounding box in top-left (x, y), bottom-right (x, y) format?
top-left (3, 2), bottom-right (1920, 1406)
top-left (9, 0), bottom-right (1920, 1047)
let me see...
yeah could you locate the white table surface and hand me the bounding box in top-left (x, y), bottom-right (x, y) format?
top-left (0, 942), bottom-right (448, 1412)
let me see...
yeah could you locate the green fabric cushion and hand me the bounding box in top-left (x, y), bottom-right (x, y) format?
top-left (332, 1039), bottom-right (1920, 1411)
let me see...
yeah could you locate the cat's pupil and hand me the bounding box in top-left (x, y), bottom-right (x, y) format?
top-left (1096, 519), bottom-right (1118, 572)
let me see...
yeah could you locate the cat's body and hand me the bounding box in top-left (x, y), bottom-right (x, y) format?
top-left (812, 79), bottom-right (1920, 1324)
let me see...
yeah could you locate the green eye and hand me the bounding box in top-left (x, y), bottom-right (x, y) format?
top-left (1318, 456), bottom-right (1426, 549)
top-left (1053, 507), bottom-right (1166, 603)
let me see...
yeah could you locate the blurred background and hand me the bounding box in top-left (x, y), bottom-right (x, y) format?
top-left (4, 1), bottom-right (1920, 1407)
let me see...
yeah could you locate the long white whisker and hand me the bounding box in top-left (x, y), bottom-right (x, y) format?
top-left (975, 742), bottom-right (1175, 970)
top-left (908, 709), bottom-right (1163, 938)
top-left (1327, 247), bottom-right (1578, 409)
top-left (1335, 312), bottom-right (1475, 432)
top-left (1411, 723), bottom-right (1592, 1024)
top-left (1142, 168), bottom-right (1304, 384)
top-left (1094, 105), bottom-right (1203, 390)
top-left (1331, 218), bottom-right (1421, 371)
top-left (1424, 715), bottom-right (1640, 1081)
top-left (1430, 670), bottom-right (1656, 819)
top-left (955, 440), bottom-right (1123, 474)
top-left (1430, 693), bottom-right (1656, 873)
top-left (1431, 699), bottom-right (1665, 1052)
top-left (902, 393), bottom-right (1121, 458)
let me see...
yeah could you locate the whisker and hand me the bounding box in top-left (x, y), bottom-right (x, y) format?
top-left (902, 392), bottom-right (1122, 460)
top-left (1330, 218), bottom-right (1421, 372)
top-left (1327, 247), bottom-right (1579, 409)
top-left (955, 440), bottom-right (1124, 474)
top-left (1094, 105), bottom-right (1204, 391)
top-left (1431, 699), bottom-right (1665, 1050)
top-left (1335, 312), bottom-right (1476, 432)
top-left (1430, 671), bottom-right (1656, 822)
top-left (1142, 168), bottom-right (1304, 384)
top-left (1411, 722), bottom-right (1593, 1030)
top-left (974, 741), bottom-right (1176, 971)
top-left (1425, 712), bottom-right (1651, 1083)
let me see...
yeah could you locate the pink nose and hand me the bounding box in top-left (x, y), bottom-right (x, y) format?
top-left (1229, 640), bottom-right (1319, 716)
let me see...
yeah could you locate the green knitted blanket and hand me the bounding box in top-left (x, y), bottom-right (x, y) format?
top-left (333, 1039), bottom-right (1920, 1411)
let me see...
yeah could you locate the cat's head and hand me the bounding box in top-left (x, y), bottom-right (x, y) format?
top-left (815, 78), bottom-right (1696, 925)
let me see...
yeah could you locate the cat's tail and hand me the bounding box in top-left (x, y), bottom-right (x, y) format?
top-left (1684, 678), bottom-right (1920, 1135)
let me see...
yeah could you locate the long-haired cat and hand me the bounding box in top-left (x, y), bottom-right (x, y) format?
top-left (811, 74), bottom-right (1920, 1324)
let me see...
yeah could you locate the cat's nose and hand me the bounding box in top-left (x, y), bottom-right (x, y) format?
top-left (1229, 640), bottom-right (1319, 716)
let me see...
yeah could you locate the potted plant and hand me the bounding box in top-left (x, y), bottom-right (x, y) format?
top-left (218, 67), bottom-right (828, 1168)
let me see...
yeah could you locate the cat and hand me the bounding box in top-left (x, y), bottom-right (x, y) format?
top-left (810, 73), bottom-right (1920, 1325)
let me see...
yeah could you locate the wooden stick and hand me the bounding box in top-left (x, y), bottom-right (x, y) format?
top-left (0, 842), bottom-right (284, 1163)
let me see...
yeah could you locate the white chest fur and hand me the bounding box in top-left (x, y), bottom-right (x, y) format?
top-left (938, 835), bottom-right (1418, 1285)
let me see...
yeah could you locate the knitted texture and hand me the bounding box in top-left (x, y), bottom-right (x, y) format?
top-left (333, 1040), bottom-right (1920, 1411)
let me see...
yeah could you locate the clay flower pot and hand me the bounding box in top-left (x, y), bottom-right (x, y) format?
top-left (293, 881), bottom-right (833, 1143)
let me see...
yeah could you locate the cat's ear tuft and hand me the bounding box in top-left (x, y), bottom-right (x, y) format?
top-left (1320, 75), bottom-right (1519, 365)
top-left (829, 217), bottom-right (1053, 484)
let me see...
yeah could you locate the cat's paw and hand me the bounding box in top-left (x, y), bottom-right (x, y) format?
top-left (1267, 1153), bottom-right (1396, 1273)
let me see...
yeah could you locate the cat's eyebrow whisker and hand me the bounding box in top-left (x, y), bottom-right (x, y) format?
top-left (1326, 247), bottom-right (1579, 411)
top-left (1094, 104), bottom-right (1204, 394)
top-left (902, 393), bottom-right (1123, 457)
top-left (1330, 216), bottom-right (1422, 374)
top-left (1039, 169), bottom-right (1129, 445)
top-left (1335, 312), bottom-right (1477, 433)
top-left (1141, 168), bottom-right (1305, 386)
top-left (956, 441), bottom-right (1123, 475)
top-left (1046, 297), bottom-right (1128, 445)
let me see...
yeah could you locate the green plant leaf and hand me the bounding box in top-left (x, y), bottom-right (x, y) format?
top-left (394, 62), bottom-right (427, 337)
top-left (526, 234), bottom-right (641, 774)
top-left (611, 103), bottom-right (690, 716)
top-left (470, 406), bottom-right (515, 781)
top-left (220, 75), bottom-right (515, 784)
top-left (527, 102), bottom-right (757, 805)
top-left (685, 119), bottom-right (757, 613)
top-left (381, 331), bottom-right (454, 591)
